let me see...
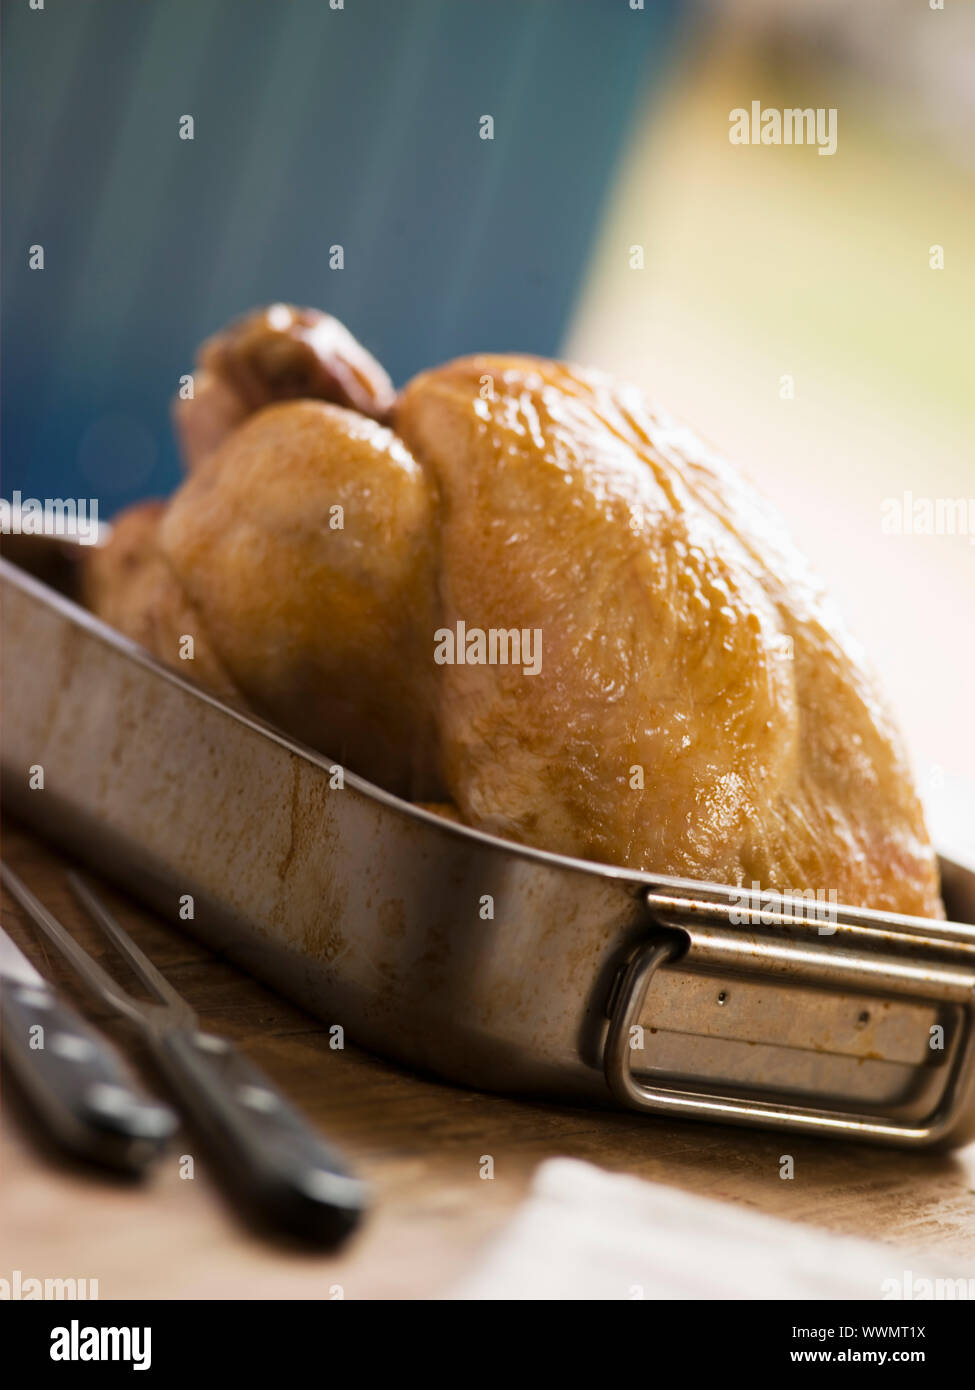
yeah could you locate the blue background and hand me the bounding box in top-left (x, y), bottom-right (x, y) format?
top-left (2, 0), bottom-right (678, 512)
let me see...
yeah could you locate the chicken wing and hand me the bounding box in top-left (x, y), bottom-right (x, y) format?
top-left (173, 304), bottom-right (395, 472)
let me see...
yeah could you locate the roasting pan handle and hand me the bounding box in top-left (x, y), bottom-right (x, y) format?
top-left (603, 934), bottom-right (975, 1149)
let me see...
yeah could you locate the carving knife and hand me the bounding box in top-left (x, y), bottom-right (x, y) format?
top-left (0, 910), bottom-right (177, 1172)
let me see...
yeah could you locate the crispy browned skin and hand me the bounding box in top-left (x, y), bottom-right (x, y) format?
top-left (81, 501), bottom-right (240, 701)
top-left (86, 314), bottom-right (942, 915)
top-left (159, 400), bottom-right (442, 798)
top-left (394, 355), bottom-right (941, 917)
top-left (173, 304), bottom-right (395, 471)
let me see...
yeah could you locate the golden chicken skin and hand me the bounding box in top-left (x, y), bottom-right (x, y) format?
top-left (84, 309), bottom-right (942, 918)
top-left (395, 356), bottom-right (941, 917)
top-left (81, 499), bottom-right (240, 702)
top-left (160, 400), bottom-right (441, 799)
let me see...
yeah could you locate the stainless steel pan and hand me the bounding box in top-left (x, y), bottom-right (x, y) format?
top-left (3, 548), bottom-right (975, 1148)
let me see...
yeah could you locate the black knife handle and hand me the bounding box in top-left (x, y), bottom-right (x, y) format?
top-left (0, 976), bottom-right (177, 1171)
top-left (148, 1029), bottom-right (367, 1246)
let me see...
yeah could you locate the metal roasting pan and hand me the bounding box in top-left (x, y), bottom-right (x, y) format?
top-left (3, 544), bottom-right (975, 1149)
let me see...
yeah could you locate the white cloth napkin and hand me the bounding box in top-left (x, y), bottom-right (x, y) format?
top-left (452, 1158), bottom-right (970, 1301)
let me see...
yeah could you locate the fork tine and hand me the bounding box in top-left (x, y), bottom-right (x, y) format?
top-left (0, 860), bottom-right (148, 1027)
top-left (67, 873), bottom-right (188, 1013)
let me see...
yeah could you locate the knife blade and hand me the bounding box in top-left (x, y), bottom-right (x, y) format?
top-left (0, 920), bottom-right (177, 1172)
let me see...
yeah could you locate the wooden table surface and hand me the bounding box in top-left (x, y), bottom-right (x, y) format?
top-left (3, 820), bottom-right (975, 1300)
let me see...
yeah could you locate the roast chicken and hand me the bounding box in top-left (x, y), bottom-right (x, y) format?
top-left (83, 305), bottom-right (942, 918)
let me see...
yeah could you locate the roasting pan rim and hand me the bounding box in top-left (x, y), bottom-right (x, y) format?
top-left (1, 550), bottom-right (970, 941)
top-left (5, 546), bottom-right (975, 1146)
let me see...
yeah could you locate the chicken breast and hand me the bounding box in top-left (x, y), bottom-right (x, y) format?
top-left (395, 355), bottom-right (941, 917)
